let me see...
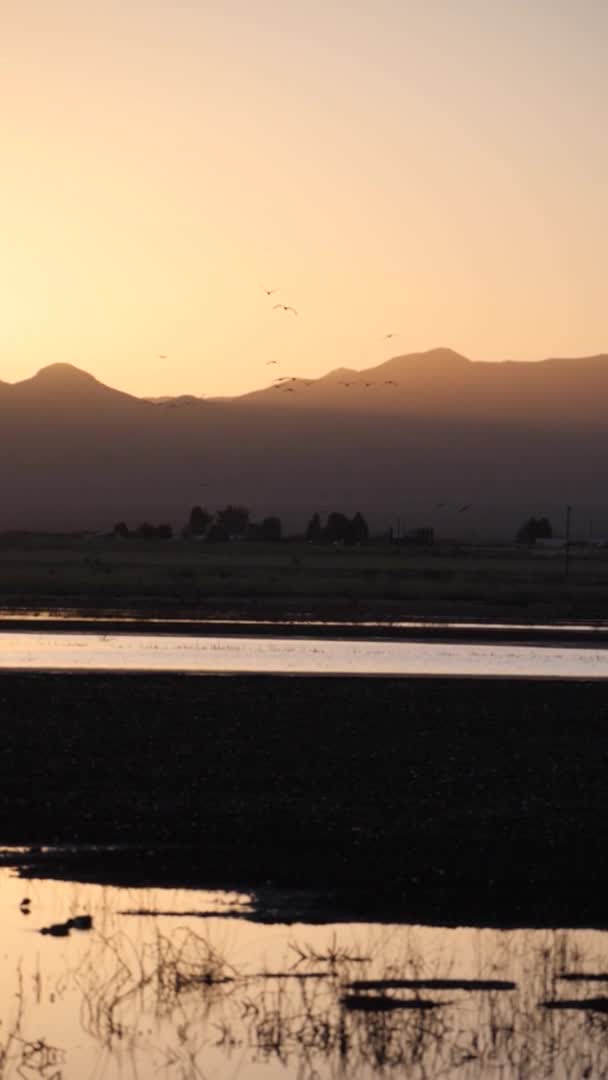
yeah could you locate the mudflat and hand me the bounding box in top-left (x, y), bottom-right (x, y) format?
top-left (1, 671), bottom-right (607, 927)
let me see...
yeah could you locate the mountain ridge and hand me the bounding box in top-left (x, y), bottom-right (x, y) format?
top-left (1, 349), bottom-right (608, 535)
top-left (3, 348), bottom-right (608, 404)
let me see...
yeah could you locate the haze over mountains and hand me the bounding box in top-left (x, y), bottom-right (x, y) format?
top-left (1, 349), bottom-right (608, 538)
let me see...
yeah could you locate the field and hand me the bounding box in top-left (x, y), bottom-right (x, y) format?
top-left (1, 534), bottom-right (608, 621)
top-left (1, 672), bottom-right (608, 927)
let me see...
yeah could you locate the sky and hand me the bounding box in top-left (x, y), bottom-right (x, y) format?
top-left (2, 1), bottom-right (607, 397)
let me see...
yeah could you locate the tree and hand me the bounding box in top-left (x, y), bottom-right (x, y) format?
top-left (305, 512), bottom-right (322, 542)
top-left (216, 505), bottom-right (249, 537)
top-left (206, 521), bottom-right (229, 542)
top-left (135, 522), bottom-right (172, 539)
top-left (136, 522), bottom-right (157, 539)
top-left (325, 512), bottom-right (351, 543)
top-left (185, 505), bottom-right (212, 537)
top-left (261, 515), bottom-right (282, 541)
top-left (112, 521), bottom-right (129, 538)
top-left (351, 511), bottom-right (369, 544)
top-left (516, 516), bottom-right (553, 544)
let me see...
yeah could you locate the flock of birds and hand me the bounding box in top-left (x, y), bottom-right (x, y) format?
top-left (156, 284), bottom-right (402, 397)
top-left (258, 283), bottom-right (401, 394)
top-left (155, 301), bottom-right (473, 512)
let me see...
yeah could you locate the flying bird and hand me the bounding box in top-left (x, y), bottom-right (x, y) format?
top-left (384, 380), bottom-right (398, 386)
top-left (266, 360), bottom-right (279, 365)
top-left (458, 503), bottom-right (473, 513)
top-left (273, 304), bottom-right (298, 315)
top-left (158, 354), bottom-right (167, 359)
top-left (260, 284), bottom-right (279, 296)
top-left (383, 332), bottom-right (398, 340)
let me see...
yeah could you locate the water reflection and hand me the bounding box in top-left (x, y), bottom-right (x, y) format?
top-left (2, 630), bottom-right (608, 677)
top-left (3, 871), bottom-right (608, 1077)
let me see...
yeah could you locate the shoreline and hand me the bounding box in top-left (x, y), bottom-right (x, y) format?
top-left (3, 608), bottom-right (608, 647)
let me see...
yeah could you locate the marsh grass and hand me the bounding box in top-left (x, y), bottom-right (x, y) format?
top-left (9, 916), bottom-right (608, 1077)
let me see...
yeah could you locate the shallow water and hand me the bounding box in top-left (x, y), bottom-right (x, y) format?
top-left (1, 866), bottom-right (608, 1079)
top-left (1, 630), bottom-right (608, 676)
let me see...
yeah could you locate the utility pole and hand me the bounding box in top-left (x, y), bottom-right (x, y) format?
top-left (564, 504), bottom-right (571, 578)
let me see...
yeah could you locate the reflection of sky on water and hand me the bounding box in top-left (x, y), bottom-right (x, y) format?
top-left (2, 869), bottom-right (608, 1078)
top-left (1, 631), bottom-right (608, 676)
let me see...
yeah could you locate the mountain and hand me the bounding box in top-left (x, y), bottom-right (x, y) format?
top-left (239, 348), bottom-right (608, 424)
top-left (6, 362), bottom-right (141, 413)
top-left (1, 352), bottom-right (607, 537)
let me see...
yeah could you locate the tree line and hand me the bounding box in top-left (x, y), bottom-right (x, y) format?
top-left (112, 505), bottom-right (370, 544)
top-left (112, 508), bottom-right (555, 545)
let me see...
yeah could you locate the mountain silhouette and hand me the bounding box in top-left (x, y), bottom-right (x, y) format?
top-left (240, 348), bottom-right (608, 424)
top-left (1, 351), bottom-right (608, 535)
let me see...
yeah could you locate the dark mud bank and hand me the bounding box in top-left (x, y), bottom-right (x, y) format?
top-left (1, 673), bottom-right (607, 927)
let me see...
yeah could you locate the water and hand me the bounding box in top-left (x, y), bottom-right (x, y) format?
top-left (1, 865), bottom-right (608, 1079)
top-left (1, 630), bottom-right (608, 676)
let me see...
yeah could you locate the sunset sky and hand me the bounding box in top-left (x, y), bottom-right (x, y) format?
top-left (2, 1), bottom-right (606, 397)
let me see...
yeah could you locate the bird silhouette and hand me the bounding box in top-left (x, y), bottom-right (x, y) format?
top-left (266, 360), bottom-right (279, 365)
top-left (273, 304), bottom-right (298, 315)
top-left (158, 354), bottom-right (168, 359)
top-left (458, 503), bottom-right (473, 513)
top-left (260, 284), bottom-right (279, 296)
top-left (383, 332), bottom-right (398, 340)
top-left (384, 380), bottom-right (398, 386)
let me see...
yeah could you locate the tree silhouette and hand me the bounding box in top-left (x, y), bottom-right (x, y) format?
top-left (136, 522), bottom-right (156, 538)
top-left (206, 521), bottom-right (229, 542)
top-left (216, 505), bottom-right (249, 537)
top-left (261, 515), bottom-right (282, 541)
top-left (351, 511), bottom-right (369, 544)
top-left (136, 522), bottom-right (172, 539)
top-left (516, 516), bottom-right (553, 544)
top-left (305, 512), bottom-right (322, 542)
top-left (325, 512), bottom-right (351, 543)
top-left (185, 505), bottom-right (212, 536)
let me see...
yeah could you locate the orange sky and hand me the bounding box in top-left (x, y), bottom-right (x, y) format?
top-left (2, 2), bottom-right (607, 397)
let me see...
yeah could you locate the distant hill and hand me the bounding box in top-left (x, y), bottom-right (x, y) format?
top-left (1, 352), bottom-right (608, 537)
top-left (239, 347), bottom-right (608, 425)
